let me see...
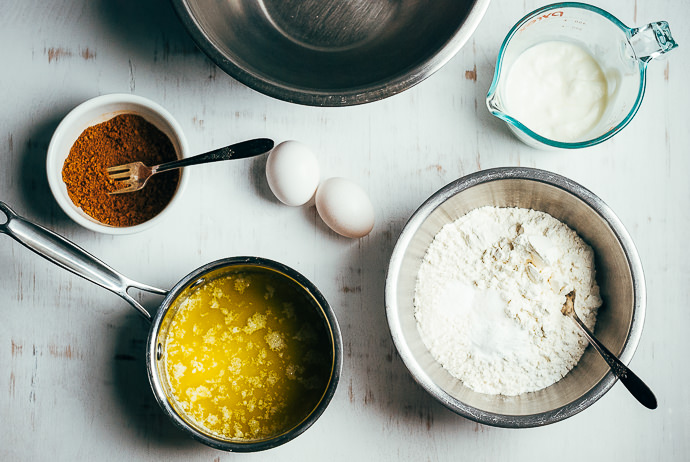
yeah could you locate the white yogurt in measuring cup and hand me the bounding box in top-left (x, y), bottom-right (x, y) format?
top-left (503, 41), bottom-right (608, 142)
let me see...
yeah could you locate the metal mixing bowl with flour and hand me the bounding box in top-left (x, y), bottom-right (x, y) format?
top-left (385, 167), bottom-right (646, 427)
top-left (170, 0), bottom-right (491, 106)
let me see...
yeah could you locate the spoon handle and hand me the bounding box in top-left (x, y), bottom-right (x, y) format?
top-left (571, 314), bottom-right (658, 409)
top-left (153, 138), bottom-right (274, 174)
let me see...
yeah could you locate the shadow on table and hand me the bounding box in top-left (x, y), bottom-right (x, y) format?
top-left (248, 152), bottom-right (276, 205)
top-left (95, 0), bottom-right (211, 68)
top-left (332, 213), bottom-right (480, 432)
top-left (109, 310), bottom-right (199, 450)
top-left (16, 111), bottom-right (75, 229)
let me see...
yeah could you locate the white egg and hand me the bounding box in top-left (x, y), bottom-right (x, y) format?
top-left (315, 177), bottom-right (375, 238)
top-left (265, 141), bottom-right (320, 206)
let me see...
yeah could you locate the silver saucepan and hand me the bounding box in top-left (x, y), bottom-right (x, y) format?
top-left (0, 201), bottom-right (342, 452)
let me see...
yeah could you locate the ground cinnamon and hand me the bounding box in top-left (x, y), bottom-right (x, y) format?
top-left (62, 114), bottom-right (180, 227)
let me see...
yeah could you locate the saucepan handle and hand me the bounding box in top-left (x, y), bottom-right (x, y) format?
top-left (0, 201), bottom-right (167, 321)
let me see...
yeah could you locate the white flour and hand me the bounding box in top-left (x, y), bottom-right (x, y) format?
top-left (414, 207), bottom-right (601, 395)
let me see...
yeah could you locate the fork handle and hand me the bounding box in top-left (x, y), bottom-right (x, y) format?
top-left (153, 138), bottom-right (274, 174)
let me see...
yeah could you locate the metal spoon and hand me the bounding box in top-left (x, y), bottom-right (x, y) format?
top-left (562, 291), bottom-right (657, 409)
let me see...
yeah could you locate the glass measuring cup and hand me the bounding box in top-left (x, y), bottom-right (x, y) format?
top-left (486, 2), bottom-right (677, 149)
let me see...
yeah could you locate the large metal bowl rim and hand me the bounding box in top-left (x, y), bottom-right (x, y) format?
top-left (384, 167), bottom-right (646, 427)
top-left (169, 0), bottom-right (491, 106)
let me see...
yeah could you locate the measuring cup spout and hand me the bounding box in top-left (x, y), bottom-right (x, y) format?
top-left (629, 21), bottom-right (677, 63)
top-left (486, 92), bottom-right (505, 115)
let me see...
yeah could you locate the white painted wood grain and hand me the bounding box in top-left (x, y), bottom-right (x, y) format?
top-left (1, 0), bottom-right (688, 460)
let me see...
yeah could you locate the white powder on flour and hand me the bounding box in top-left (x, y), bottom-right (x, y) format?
top-left (414, 207), bottom-right (602, 395)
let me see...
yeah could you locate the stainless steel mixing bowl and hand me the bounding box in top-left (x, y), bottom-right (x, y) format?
top-left (385, 167), bottom-right (646, 427)
top-left (170, 0), bottom-right (491, 106)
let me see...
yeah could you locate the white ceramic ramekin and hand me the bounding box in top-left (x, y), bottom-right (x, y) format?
top-left (46, 94), bottom-right (189, 234)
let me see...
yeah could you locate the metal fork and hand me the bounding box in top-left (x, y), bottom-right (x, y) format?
top-left (106, 138), bottom-right (274, 194)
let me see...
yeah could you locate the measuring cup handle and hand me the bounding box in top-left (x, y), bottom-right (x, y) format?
top-left (629, 21), bottom-right (678, 62)
top-left (0, 201), bottom-right (166, 321)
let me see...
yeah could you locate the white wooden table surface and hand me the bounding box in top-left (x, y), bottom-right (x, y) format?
top-left (1, 0), bottom-right (688, 460)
